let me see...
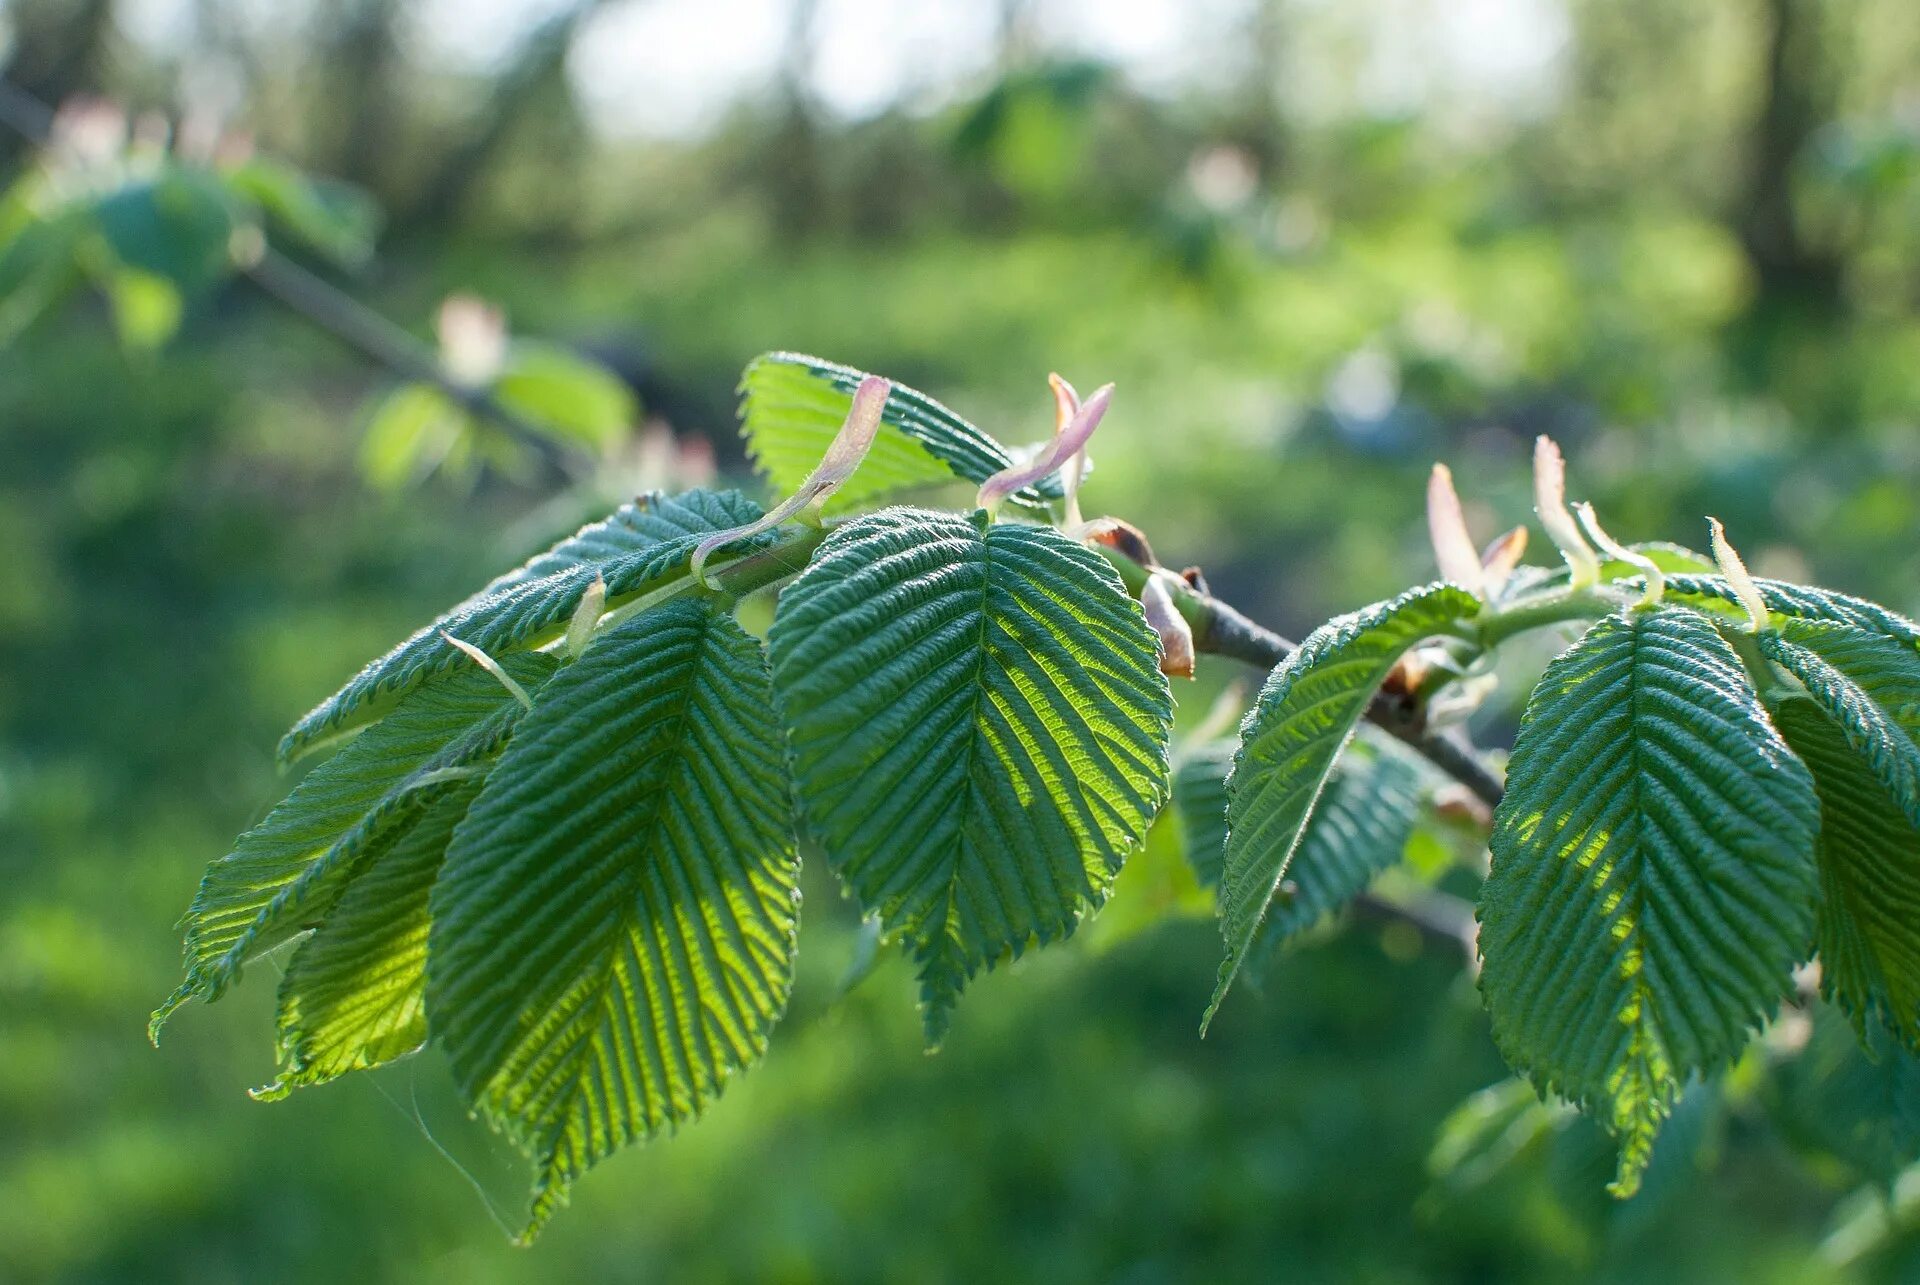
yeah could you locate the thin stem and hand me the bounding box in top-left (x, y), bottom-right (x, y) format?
top-left (1094, 544), bottom-right (1507, 810)
top-left (240, 247), bottom-right (555, 452)
top-left (0, 76), bottom-right (561, 456)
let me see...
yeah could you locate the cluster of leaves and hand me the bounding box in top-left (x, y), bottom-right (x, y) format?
top-left (155, 350), bottom-right (1920, 1238)
top-left (1207, 450), bottom-right (1920, 1198)
top-left (154, 354), bottom-right (1168, 1239)
top-left (0, 99), bottom-right (377, 348)
top-left (358, 294), bottom-right (636, 490)
top-left (0, 100), bottom-right (635, 487)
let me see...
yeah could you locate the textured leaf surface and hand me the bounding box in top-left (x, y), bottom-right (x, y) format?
top-left (280, 489), bottom-right (769, 763)
top-left (259, 780), bottom-right (482, 1098)
top-left (430, 599), bottom-right (798, 1240)
top-left (1774, 701), bottom-right (1920, 1048)
top-left (769, 507), bottom-right (1172, 1042)
top-left (1210, 583), bottom-right (1477, 1024)
top-left (1478, 609), bottom-right (1819, 1197)
top-left (1763, 619), bottom-right (1920, 827)
top-left (739, 353), bottom-right (1061, 513)
top-left (154, 654), bottom-right (554, 1033)
top-left (1172, 739), bottom-right (1236, 888)
top-left (1252, 743), bottom-right (1426, 950)
top-left (1663, 574), bottom-right (1920, 645)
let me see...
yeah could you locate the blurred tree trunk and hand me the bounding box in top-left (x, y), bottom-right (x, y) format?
top-left (1737, 0), bottom-right (1843, 314)
top-left (765, 0), bottom-right (822, 240)
top-left (1236, 0), bottom-right (1289, 182)
top-left (0, 0), bottom-right (116, 172)
top-left (325, 0), bottom-right (405, 195)
top-left (400, 0), bottom-right (607, 236)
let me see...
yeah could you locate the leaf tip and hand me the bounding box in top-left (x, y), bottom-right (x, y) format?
top-left (1706, 516), bottom-right (1769, 633)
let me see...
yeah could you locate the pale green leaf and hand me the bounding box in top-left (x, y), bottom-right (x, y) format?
top-left (153, 654), bottom-right (555, 1035)
top-left (1773, 700), bottom-right (1920, 1048)
top-left (359, 383), bottom-right (469, 490)
top-left (739, 353), bottom-right (1062, 513)
top-left (769, 507), bottom-right (1172, 1044)
top-left (1209, 583), bottom-right (1478, 1026)
top-left (1478, 608), bottom-right (1819, 1198)
top-left (257, 779), bottom-right (483, 1099)
top-left (430, 598), bottom-right (799, 1241)
top-left (492, 343), bottom-right (636, 451)
top-left (279, 488), bottom-right (769, 764)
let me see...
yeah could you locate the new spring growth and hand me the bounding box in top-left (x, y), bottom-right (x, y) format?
top-left (1573, 502), bottom-right (1664, 608)
top-left (1050, 373), bottom-right (1091, 529)
top-left (437, 294), bottom-right (508, 388)
top-left (439, 631), bottom-right (534, 710)
top-left (1140, 572), bottom-right (1196, 679)
top-left (689, 374), bottom-right (892, 587)
top-left (1427, 463), bottom-right (1486, 598)
top-left (1533, 436), bottom-right (1600, 589)
top-left (977, 380), bottom-right (1113, 520)
top-left (1425, 462), bottom-right (1529, 601)
top-left (1479, 526), bottom-right (1528, 599)
top-left (1707, 517), bottom-right (1770, 633)
top-left (565, 574), bottom-right (606, 660)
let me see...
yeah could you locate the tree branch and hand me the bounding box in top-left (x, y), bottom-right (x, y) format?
top-left (1093, 542), bottom-right (1506, 810)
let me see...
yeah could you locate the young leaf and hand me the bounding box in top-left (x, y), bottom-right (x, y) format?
top-left (429, 598), bottom-right (799, 1242)
top-left (768, 507), bottom-right (1173, 1044)
top-left (1761, 619), bottom-right (1920, 825)
top-left (279, 488), bottom-right (769, 763)
top-left (257, 779), bottom-right (483, 1099)
top-left (739, 353), bottom-right (1063, 513)
top-left (153, 654), bottom-right (556, 1035)
top-left (1477, 609), bottom-right (1819, 1198)
top-left (1773, 700), bottom-right (1920, 1048)
top-left (1208, 583), bottom-right (1478, 1027)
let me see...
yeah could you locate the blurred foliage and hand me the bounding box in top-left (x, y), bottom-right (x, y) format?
top-left (6, 0), bottom-right (1920, 1278)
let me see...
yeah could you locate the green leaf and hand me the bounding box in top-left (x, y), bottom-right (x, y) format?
top-left (359, 383), bottom-right (471, 490)
top-left (222, 157), bottom-right (380, 267)
top-left (1252, 741), bottom-right (1426, 950)
top-left (1208, 583), bottom-right (1477, 1026)
top-left (153, 654), bottom-right (555, 1035)
top-left (1477, 608), bottom-right (1819, 1198)
top-left (103, 267), bottom-right (183, 350)
top-left (89, 169), bottom-right (237, 293)
top-left (1172, 739), bottom-right (1235, 888)
top-left (257, 778), bottom-right (482, 1099)
top-left (429, 599), bottom-right (799, 1242)
top-left (1663, 574), bottom-right (1920, 646)
top-left (1773, 700), bottom-right (1920, 1048)
top-left (279, 489), bottom-right (769, 764)
top-left (1770, 1001), bottom-right (1920, 1185)
top-left (1762, 619), bottom-right (1920, 826)
top-left (739, 352), bottom-right (1062, 513)
top-left (492, 343), bottom-right (636, 452)
top-left (769, 507), bottom-right (1172, 1043)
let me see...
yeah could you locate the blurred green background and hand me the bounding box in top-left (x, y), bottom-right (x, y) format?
top-left (5, 0), bottom-right (1920, 1279)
